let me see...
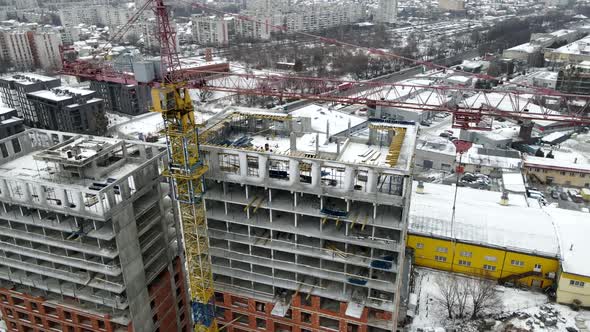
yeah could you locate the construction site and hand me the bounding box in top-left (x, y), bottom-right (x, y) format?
top-left (0, 0), bottom-right (589, 332)
top-left (0, 130), bottom-right (190, 332)
top-left (199, 110), bottom-right (416, 331)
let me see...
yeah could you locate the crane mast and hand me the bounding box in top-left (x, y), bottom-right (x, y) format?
top-left (151, 0), bottom-right (218, 331)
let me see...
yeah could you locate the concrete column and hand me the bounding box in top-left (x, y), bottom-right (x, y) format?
top-left (36, 184), bottom-right (47, 206)
top-left (289, 159), bottom-right (299, 186)
top-left (76, 192), bottom-right (85, 212)
top-left (367, 169), bottom-right (378, 194)
top-left (342, 166), bottom-right (354, 192)
top-left (311, 161), bottom-right (321, 189)
top-left (0, 180), bottom-right (7, 199)
top-left (57, 189), bottom-right (69, 208)
top-left (22, 183), bottom-right (31, 202)
top-left (209, 151), bottom-right (220, 177)
top-left (290, 132), bottom-right (297, 152)
top-left (120, 180), bottom-right (131, 200)
top-left (258, 155), bottom-right (268, 180)
top-left (238, 152), bottom-right (248, 178)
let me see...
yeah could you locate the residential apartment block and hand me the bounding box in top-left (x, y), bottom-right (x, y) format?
top-left (0, 107), bottom-right (23, 139)
top-left (199, 110), bottom-right (417, 332)
top-left (0, 130), bottom-right (190, 332)
top-left (0, 73), bottom-right (61, 126)
top-left (26, 87), bottom-right (105, 135)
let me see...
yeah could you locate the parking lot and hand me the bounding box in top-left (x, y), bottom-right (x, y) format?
top-left (533, 184), bottom-right (590, 212)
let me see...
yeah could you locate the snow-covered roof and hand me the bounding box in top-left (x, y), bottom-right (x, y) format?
top-left (552, 35), bottom-right (590, 55)
top-left (290, 104), bottom-right (365, 135)
top-left (409, 182), bottom-right (560, 257)
top-left (28, 87), bottom-right (94, 102)
top-left (549, 207), bottom-right (590, 277)
top-left (459, 146), bottom-right (522, 169)
top-left (502, 172), bottom-right (526, 193)
top-left (506, 42), bottom-right (540, 54)
top-left (524, 155), bottom-right (590, 173)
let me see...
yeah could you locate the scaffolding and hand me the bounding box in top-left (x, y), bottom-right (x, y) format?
top-left (152, 85), bottom-right (217, 332)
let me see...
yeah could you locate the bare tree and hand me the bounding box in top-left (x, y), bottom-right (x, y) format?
top-left (455, 279), bottom-right (470, 319)
top-left (467, 276), bottom-right (502, 319)
top-left (433, 275), bottom-right (458, 319)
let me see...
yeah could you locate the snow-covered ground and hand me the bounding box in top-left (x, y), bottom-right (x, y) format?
top-left (409, 268), bottom-right (590, 332)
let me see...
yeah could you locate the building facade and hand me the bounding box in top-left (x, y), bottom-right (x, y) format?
top-left (27, 87), bottom-right (106, 135)
top-left (0, 130), bottom-right (191, 332)
top-left (0, 107), bottom-right (23, 139)
top-left (191, 15), bottom-right (230, 46)
top-left (0, 30), bottom-right (34, 70)
top-left (89, 81), bottom-right (151, 116)
top-left (376, 0), bottom-right (397, 24)
top-left (198, 110), bottom-right (418, 332)
top-left (0, 73), bottom-right (62, 126)
top-left (408, 182), bottom-right (561, 289)
top-left (29, 31), bottom-right (63, 71)
top-left (524, 155), bottom-right (590, 188)
top-left (439, 0), bottom-right (465, 11)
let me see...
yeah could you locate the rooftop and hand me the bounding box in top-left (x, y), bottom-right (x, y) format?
top-left (0, 131), bottom-right (165, 194)
top-left (524, 155), bottom-right (590, 173)
top-left (549, 207), bottom-right (590, 277)
top-left (0, 73), bottom-right (59, 85)
top-left (28, 87), bottom-right (95, 102)
top-left (409, 182), bottom-right (560, 257)
top-left (201, 108), bottom-right (418, 171)
top-left (552, 35), bottom-right (590, 55)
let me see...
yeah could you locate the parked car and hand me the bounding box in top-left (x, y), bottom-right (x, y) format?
top-left (560, 192), bottom-right (569, 200)
top-left (551, 190), bottom-right (559, 199)
top-left (439, 132), bottom-right (451, 138)
top-left (420, 120), bottom-right (432, 127)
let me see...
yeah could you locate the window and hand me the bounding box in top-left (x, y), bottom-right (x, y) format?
top-left (570, 280), bottom-right (585, 287)
top-left (436, 247), bottom-right (448, 253)
top-left (581, 174), bottom-right (586, 178)
top-left (458, 260), bottom-right (471, 266)
top-left (534, 264), bottom-right (542, 270)
top-left (511, 260), bottom-right (525, 267)
top-left (416, 243), bottom-right (424, 249)
top-left (484, 256), bottom-right (497, 262)
top-left (483, 264), bottom-right (496, 271)
top-left (435, 255), bottom-right (447, 262)
top-left (560, 171), bottom-right (566, 175)
top-left (460, 251), bottom-right (472, 257)
top-left (570, 172), bottom-right (576, 176)
top-left (219, 153), bottom-right (240, 174)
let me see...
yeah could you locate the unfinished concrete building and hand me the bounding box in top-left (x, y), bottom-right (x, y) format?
top-left (0, 130), bottom-right (191, 332)
top-left (199, 109), bottom-right (417, 332)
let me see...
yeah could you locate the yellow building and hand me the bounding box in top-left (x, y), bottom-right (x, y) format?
top-left (408, 182), bottom-right (561, 287)
top-left (547, 208), bottom-right (590, 306)
top-left (524, 155), bottom-right (590, 188)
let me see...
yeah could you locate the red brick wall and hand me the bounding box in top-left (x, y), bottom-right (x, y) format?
top-left (214, 291), bottom-right (394, 332)
top-left (0, 288), bottom-right (130, 332)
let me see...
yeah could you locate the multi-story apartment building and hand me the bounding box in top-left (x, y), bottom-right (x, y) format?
top-left (89, 81), bottom-right (151, 116)
top-left (26, 87), bottom-right (106, 135)
top-left (0, 73), bottom-right (61, 125)
top-left (191, 15), bottom-right (230, 46)
top-left (29, 31), bottom-right (63, 71)
top-left (0, 129), bottom-right (191, 332)
top-left (0, 107), bottom-right (23, 139)
top-left (0, 30), bottom-right (34, 70)
top-left (376, 0), bottom-right (397, 24)
top-left (439, 0), bottom-right (465, 11)
top-left (198, 109), bottom-right (417, 332)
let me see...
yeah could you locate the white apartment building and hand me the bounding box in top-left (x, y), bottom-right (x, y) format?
top-left (0, 30), bottom-right (34, 70)
top-left (59, 5), bottom-right (139, 29)
top-left (191, 15), bottom-right (230, 46)
top-left (439, 0), bottom-right (465, 11)
top-left (376, 0), bottom-right (397, 24)
top-left (31, 31), bottom-right (63, 71)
